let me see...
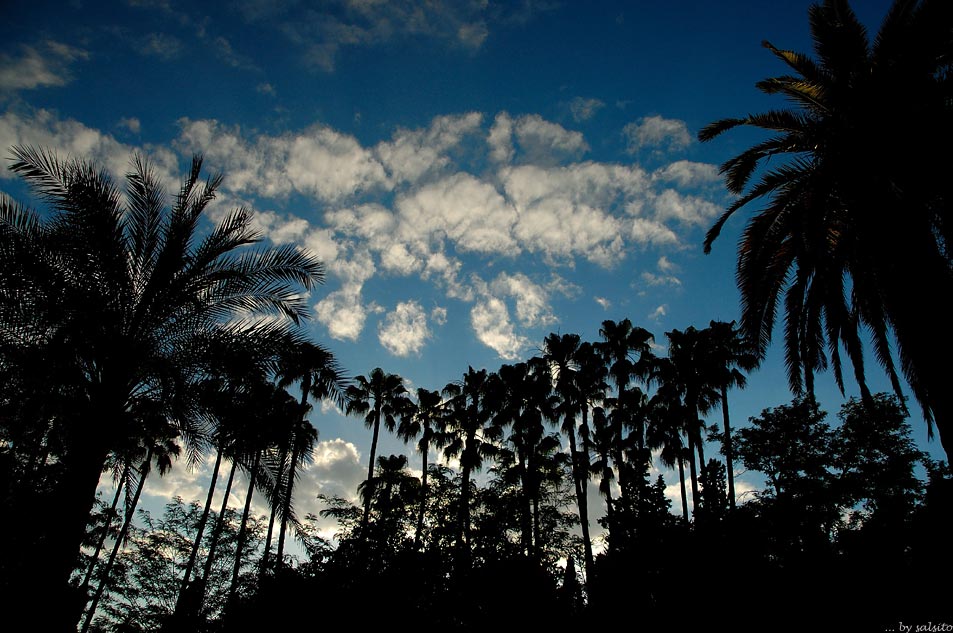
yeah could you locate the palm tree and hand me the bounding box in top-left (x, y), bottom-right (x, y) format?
top-left (0, 147), bottom-right (325, 628)
top-left (228, 381), bottom-right (297, 606)
top-left (698, 0), bottom-right (953, 459)
top-left (441, 367), bottom-right (500, 564)
top-left (664, 327), bottom-right (720, 516)
top-left (647, 379), bottom-right (690, 524)
top-left (541, 333), bottom-right (599, 581)
top-left (274, 340), bottom-right (348, 565)
top-left (397, 387), bottom-right (445, 549)
top-left (705, 320), bottom-right (757, 509)
top-left (490, 361), bottom-right (555, 559)
top-left (346, 368), bottom-right (412, 537)
top-left (80, 422), bottom-right (179, 633)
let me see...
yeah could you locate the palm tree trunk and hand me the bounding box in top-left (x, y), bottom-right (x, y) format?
top-left (177, 444), bottom-right (223, 608)
top-left (41, 430), bottom-right (112, 633)
top-left (361, 412), bottom-right (383, 534)
top-left (565, 418), bottom-right (594, 580)
top-left (199, 457), bottom-right (238, 605)
top-left (78, 472), bottom-right (126, 600)
top-left (81, 451), bottom-right (153, 633)
top-left (687, 432), bottom-right (700, 517)
top-left (229, 449), bottom-right (260, 606)
top-left (721, 386), bottom-right (736, 510)
top-left (276, 423), bottom-right (302, 565)
top-left (414, 439), bottom-right (429, 549)
top-left (261, 436), bottom-right (290, 577)
top-left (577, 408), bottom-right (595, 582)
top-left (677, 453), bottom-right (689, 524)
top-left (518, 451), bottom-right (533, 557)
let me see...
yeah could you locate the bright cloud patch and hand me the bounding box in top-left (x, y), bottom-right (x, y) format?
top-left (378, 300), bottom-right (432, 356)
top-left (0, 41), bottom-right (87, 92)
top-left (623, 115), bottom-right (692, 154)
top-left (471, 296), bottom-right (528, 360)
top-left (6, 108), bottom-right (724, 354)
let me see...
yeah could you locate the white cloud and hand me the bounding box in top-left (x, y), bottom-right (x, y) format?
top-left (623, 115), bottom-right (691, 154)
top-left (396, 172), bottom-right (518, 256)
top-left (313, 247), bottom-right (378, 341)
top-left (0, 41), bottom-right (87, 92)
top-left (653, 160), bottom-right (719, 187)
top-left (629, 217), bottom-right (679, 246)
top-left (649, 304), bottom-right (667, 321)
top-left (314, 286), bottom-right (370, 341)
top-left (595, 296), bottom-right (611, 310)
top-left (375, 112), bottom-right (483, 185)
top-left (378, 300), bottom-right (431, 356)
top-left (470, 296), bottom-right (528, 360)
top-left (652, 188), bottom-right (720, 227)
top-left (431, 305), bottom-right (448, 326)
top-left (139, 32), bottom-right (185, 60)
top-left (256, 82), bottom-right (276, 95)
top-left (657, 255), bottom-right (676, 272)
top-left (487, 112), bottom-right (515, 164)
top-left (268, 1), bottom-right (498, 72)
top-left (513, 114), bottom-right (589, 164)
top-left (176, 118), bottom-right (389, 202)
top-left (642, 255), bottom-right (681, 287)
top-left (569, 97), bottom-right (605, 122)
top-left (503, 163), bottom-right (646, 266)
top-left (117, 117), bottom-right (141, 134)
top-left (490, 272), bottom-right (555, 327)
top-left (0, 109), bottom-right (178, 188)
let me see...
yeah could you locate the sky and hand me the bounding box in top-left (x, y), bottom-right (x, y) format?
top-left (1, 0), bottom-right (935, 553)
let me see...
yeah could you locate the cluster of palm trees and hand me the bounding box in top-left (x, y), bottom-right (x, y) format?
top-left (341, 319), bottom-right (756, 585)
top-left (0, 147), bottom-right (346, 632)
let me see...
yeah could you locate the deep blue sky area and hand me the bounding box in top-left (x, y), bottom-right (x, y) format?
top-left (2, 0), bottom-right (931, 544)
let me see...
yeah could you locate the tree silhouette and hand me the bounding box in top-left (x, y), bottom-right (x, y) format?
top-left (0, 147), bottom-right (325, 629)
top-left (346, 368), bottom-right (412, 539)
top-left (699, 0), bottom-right (953, 460)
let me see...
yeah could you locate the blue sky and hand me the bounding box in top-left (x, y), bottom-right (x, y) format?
top-left (1, 0), bottom-right (932, 546)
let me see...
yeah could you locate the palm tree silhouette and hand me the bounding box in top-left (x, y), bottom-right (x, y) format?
top-left (346, 368), bottom-right (412, 538)
top-left (1, 147), bottom-right (326, 629)
top-left (398, 387), bottom-right (446, 549)
top-left (664, 327), bottom-right (720, 517)
top-left (698, 0), bottom-right (953, 459)
top-left (274, 340), bottom-right (348, 566)
top-left (542, 333), bottom-right (601, 581)
top-left (596, 319), bottom-right (655, 536)
top-left (441, 367), bottom-right (499, 567)
top-left (704, 320), bottom-right (757, 509)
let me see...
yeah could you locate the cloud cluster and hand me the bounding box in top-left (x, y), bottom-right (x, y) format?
top-left (0, 41), bottom-right (88, 93)
top-left (623, 115), bottom-right (692, 154)
top-left (2, 106), bottom-right (722, 360)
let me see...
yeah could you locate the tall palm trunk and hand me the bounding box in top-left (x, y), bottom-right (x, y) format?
top-left (577, 408), bottom-right (595, 580)
top-left (278, 380), bottom-right (312, 564)
top-left (721, 385), bottom-right (737, 510)
top-left (42, 429), bottom-right (112, 633)
top-left (361, 406), bottom-right (383, 534)
top-left (177, 445), bottom-right (223, 607)
top-left (229, 449), bottom-right (261, 606)
top-left (276, 424), bottom-right (302, 565)
top-left (517, 450), bottom-right (533, 557)
top-left (414, 438), bottom-right (429, 549)
top-left (81, 450), bottom-right (153, 633)
top-left (677, 451), bottom-right (689, 524)
top-left (260, 436), bottom-right (289, 577)
top-left (199, 457), bottom-right (238, 604)
top-left (78, 471), bottom-right (126, 601)
top-left (565, 417), bottom-right (594, 580)
top-left (686, 431), bottom-right (700, 517)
